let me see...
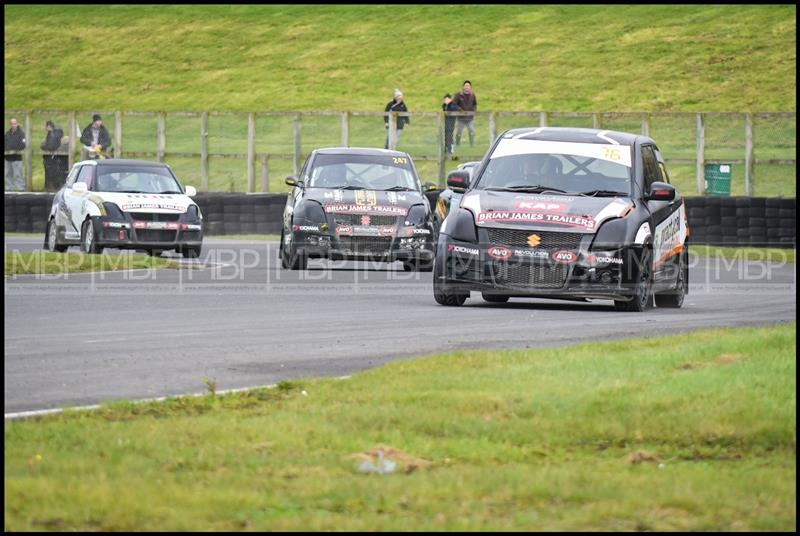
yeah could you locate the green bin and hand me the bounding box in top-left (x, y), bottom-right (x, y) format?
top-left (704, 163), bottom-right (732, 196)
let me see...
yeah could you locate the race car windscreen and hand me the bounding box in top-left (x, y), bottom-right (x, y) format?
top-left (94, 165), bottom-right (184, 194)
top-left (307, 154), bottom-right (419, 191)
top-left (475, 139), bottom-right (633, 195)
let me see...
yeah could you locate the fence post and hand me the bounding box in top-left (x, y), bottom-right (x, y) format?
top-left (24, 111), bottom-right (32, 191)
top-left (641, 113), bottom-right (650, 137)
top-left (592, 113), bottom-right (601, 129)
top-left (437, 111), bottom-right (445, 186)
top-left (488, 112), bottom-right (497, 145)
top-left (388, 112), bottom-right (397, 150)
top-left (68, 111), bottom-right (76, 170)
top-left (341, 111), bottom-right (350, 147)
top-left (261, 153), bottom-right (269, 192)
top-left (695, 113), bottom-right (705, 195)
top-left (539, 111), bottom-right (548, 127)
top-left (115, 111), bottom-right (123, 158)
top-left (247, 112), bottom-right (256, 193)
top-left (200, 112), bottom-right (209, 192)
top-left (293, 113), bottom-right (302, 175)
top-left (744, 113), bottom-right (754, 196)
top-left (157, 112), bottom-right (166, 163)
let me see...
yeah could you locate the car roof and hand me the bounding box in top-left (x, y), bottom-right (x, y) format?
top-left (74, 159), bottom-right (170, 167)
top-left (314, 147), bottom-right (410, 157)
top-left (501, 127), bottom-right (649, 146)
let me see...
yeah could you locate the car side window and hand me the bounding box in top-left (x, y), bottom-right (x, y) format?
top-left (65, 166), bottom-right (81, 187)
top-left (76, 165), bottom-right (94, 188)
top-left (641, 145), bottom-right (659, 192)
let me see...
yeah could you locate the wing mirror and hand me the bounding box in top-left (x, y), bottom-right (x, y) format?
top-left (72, 182), bottom-right (88, 193)
top-left (422, 182), bottom-right (438, 193)
top-left (285, 176), bottom-right (305, 188)
top-left (646, 182), bottom-right (675, 202)
top-left (184, 185), bottom-right (197, 196)
top-left (446, 170), bottom-right (471, 192)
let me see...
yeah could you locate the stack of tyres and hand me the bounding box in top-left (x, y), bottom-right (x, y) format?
top-left (14, 195), bottom-right (32, 233)
top-left (778, 198), bottom-right (795, 246)
top-left (239, 195), bottom-right (257, 235)
top-left (4, 194), bottom-right (17, 232)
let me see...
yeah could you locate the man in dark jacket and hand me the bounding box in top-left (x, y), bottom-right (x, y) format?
top-left (4, 118), bottom-right (26, 191)
top-left (80, 114), bottom-right (112, 159)
top-left (384, 89), bottom-right (409, 149)
top-left (442, 93), bottom-right (459, 155)
top-left (41, 120), bottom-right (68, 191)
top-left (453, 80), bottom-right (478, 148)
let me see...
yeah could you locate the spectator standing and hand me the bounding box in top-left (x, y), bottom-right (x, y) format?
top-left (442, 93), bottom-right (459, 156)
top-left (384, 89), bottom-right (409, 149)
top-left (40, 120), bottom-right (68, 191)
top-left (4, 118), bottom-right (26, 191)
top-left (80, 114), bottom-right (112, 159)
top-left (453, 80), bottom-right (478, 148)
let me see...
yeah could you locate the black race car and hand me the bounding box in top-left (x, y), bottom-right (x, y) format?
top-left (434, 127), bottom-right (689, 311)
top-left (280, 147), bottom-right (438, 271)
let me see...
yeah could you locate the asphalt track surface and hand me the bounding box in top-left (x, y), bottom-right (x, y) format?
top-left (4, 235), bottom-right (796, 414)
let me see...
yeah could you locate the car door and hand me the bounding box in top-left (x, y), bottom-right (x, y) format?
top-left (54, 165), bottom-right (80, 234)
top-left (642, 144), bottom-right (682, 283)
top-left (64, 164), bottom-right (94, 239)
top-left (285, 153), bottom-right (313, 234)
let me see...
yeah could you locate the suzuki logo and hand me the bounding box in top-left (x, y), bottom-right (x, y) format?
top-left (361, 215), bottom-right (370, 226)
top-left (527, 233), bottom-right (541, 247)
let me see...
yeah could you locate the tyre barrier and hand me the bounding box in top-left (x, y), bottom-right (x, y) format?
top-left (5, 193), bottom-right (796, 247)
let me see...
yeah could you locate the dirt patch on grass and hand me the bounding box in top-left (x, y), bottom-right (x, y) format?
top-left (627, 450), bottom-right (662, 465)
top-left (716, 353), bottom-right (749, 364)
top-left (349, 444), bottom-right (432, 474)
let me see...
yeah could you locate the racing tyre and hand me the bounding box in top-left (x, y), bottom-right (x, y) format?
top-left (45, 219), bottom-right (68, 252)
top-left (181, 246), bottom-right (201, 259)
top-left (80, 219), bottom-right (103, 254)
top-left (482, 293), bottom-right (509, 303)
top-left (433, 257), bottom-right (468, 306)
top-left (281, 231), bottom-right (307, 270)
top-left (403, 259), bottom-right (434, 272)
top-left (655, 249), bottom-right (687, 308)
top-left (614, 246), bottom-right (652, 312)
top-left (147, 249), bottom-right (164, 257)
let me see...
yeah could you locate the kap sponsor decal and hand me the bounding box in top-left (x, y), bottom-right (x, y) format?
top-left (487, 245), bottom-right (513, 260)
top-left (448, 244), bottom-right (479, 257)
top-left (551, 249), bottom-right (577, 264)
top-left (323, 203), bottom-right (406, 215)
top-left (336, 224), bottom-right (353, 235)
top-left (476, 211), bottom-right (596, 230)
top-left (513, 200), bottom-right (566, 212)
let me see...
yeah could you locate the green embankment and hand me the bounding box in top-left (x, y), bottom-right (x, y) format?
top-left (4, 324), bottom-right (796, 531)
top-left (4, 250), bottom-right (178, 275)
top-left (4, 5), bottom-right (796, 194)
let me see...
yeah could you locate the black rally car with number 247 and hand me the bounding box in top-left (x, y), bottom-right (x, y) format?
top-left (434, 127), bottom-right (689, 311)
top-left (280, 148), bottom-right (438, 271)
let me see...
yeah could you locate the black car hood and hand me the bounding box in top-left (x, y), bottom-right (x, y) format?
top-left (458, 190), bottom-right (634, 234)
top-left (306, 188), bottom-right (424, 216)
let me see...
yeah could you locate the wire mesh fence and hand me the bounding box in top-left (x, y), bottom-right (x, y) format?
top-left (4, 110), bottom-right (795, 197)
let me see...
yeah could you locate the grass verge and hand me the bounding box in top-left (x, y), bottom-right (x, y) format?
top-left (690, 245), bottom-right (795, 264)
top-left (4, 323), bottom-right (795, 531)
top-left (4, 250), bottom-right (179, 275)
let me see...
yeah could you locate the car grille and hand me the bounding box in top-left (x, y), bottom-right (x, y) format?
top-left (337, 236), bottom-right (393, 255)
top-left (333, 214), bottom-right (399, 227)
top-left (136, 230), bottom-right (177, 242)
top-left (486, 228), bottom-right (583, 250)
top-left (128, 212), bottom-right (182, 222)
top-left (493, 262), bottom-right (569, 289)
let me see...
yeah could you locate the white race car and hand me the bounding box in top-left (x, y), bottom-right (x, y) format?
top-left (45, 159), bottom-right (203, 258)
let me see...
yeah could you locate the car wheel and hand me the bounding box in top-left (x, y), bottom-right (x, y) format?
top-left (614, 246), bottom-right (652, 312)
top-left (181, 246), bottom-right (201, 259)
top-left (281, 232), bottom-right (306, 270)
top-left (655, 248), bottom-right (687, 308)
top-left (403, 259), bottom-right (433, 272)
top-left (482, 293), bottom-right (509, 303)
top-left (433, 256), bottom-right (468, 306)
top-left (80, 219), bottom-right (103, 254)
top-left (45, 219), bottom-right (68, 252)
top-left (147, 249), bottom-right (163, 257)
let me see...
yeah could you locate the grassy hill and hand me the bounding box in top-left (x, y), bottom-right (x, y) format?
top-left (4, 5), bottom-right (796, 112)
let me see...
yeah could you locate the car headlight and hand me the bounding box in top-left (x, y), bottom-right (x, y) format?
top-left (102, 202), bottom-right (125, 220)
top-left (293, 200), bottom-right (327, 226)
top-left (443, 207), bottom-right (478, 243)
top-left (404, 204), bottom-right (429, 226)
top-left (182, 205), bottom-right (201, 222)
top-left (591, 217), bottom-right (628, 250)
